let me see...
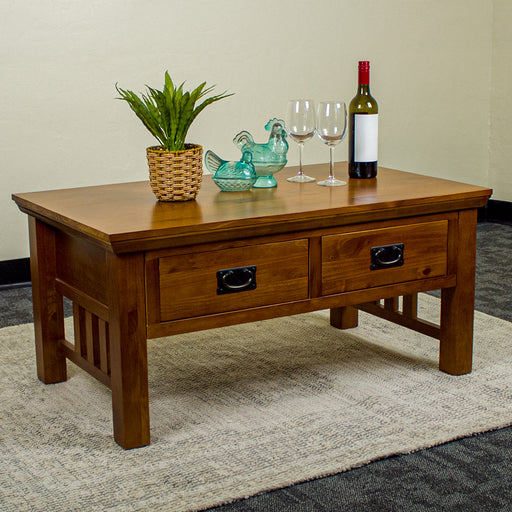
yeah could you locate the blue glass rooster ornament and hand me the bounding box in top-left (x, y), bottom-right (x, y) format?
top-left (205, 118), bottom-right (289, 190)
top-left (233, 118), bottom-right (288, 188)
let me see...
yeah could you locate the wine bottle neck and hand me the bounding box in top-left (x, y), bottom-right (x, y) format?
top-left (358, 84), bottom-right (371, 95)
top-left (358, 66), bottom-right (370, 85)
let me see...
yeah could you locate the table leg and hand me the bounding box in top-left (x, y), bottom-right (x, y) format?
top-left (439, 209), bottom-right (478, 375)
top-left (106, 252), bottom-right (150, 449)
top-left (330, 306), bottom-right (359, 329)
top-left (28, 217), bottom-right (66, 383)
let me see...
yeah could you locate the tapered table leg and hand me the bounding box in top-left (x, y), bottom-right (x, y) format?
top-left (330, 306), bottom-right (359, 329)
top-left (106, 252), bottom-right (150, 449)
top-left (28, 217), bottom-right (67, 383)
top-left (439, 209), bottom-right (478, 375)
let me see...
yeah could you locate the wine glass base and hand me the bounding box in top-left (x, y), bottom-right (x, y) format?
top-left (287, 174), bottom-right (316, 183)
top-left (317, 178), bottom-right (346, 187)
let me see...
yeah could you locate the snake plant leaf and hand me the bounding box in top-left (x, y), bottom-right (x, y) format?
top-left (141, 93), bottom-right (165, 139)
top-left (197, 84), bottom-right (216, 99)
top-left (177, 92), bottom-right (194, 145)
top-left (176, 81), bottom-right (185, 97)
top-left (116, 84), bottom-right (165, 146)
top-left (190, 82), bottom-right (207, 104)
top-left (164, 71), bottom-right (174, 94)
top-left (147, 87), bottom-right (170, 141)
top-left (116, 73), bottom-right (233, 151)
top-left (191, 91), bottom-right (234, 124)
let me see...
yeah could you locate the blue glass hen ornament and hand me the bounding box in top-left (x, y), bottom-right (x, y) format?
top-left (204, 151), bottom-right (257, 191)
top-left (205, 118), bottom-right (289, 189)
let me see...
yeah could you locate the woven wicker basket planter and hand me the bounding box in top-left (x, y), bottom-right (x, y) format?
top-left (147, 144), bottom-right (203, 201)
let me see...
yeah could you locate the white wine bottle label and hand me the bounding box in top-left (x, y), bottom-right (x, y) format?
top-left (354, 114), bottom-right (378, 162)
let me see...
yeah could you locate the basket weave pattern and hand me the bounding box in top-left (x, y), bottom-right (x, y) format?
top-left (147, 144), bottom-right (203, 201)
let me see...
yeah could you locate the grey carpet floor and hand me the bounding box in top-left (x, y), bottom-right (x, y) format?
top-left (2, 221), bottom-right (511, 511)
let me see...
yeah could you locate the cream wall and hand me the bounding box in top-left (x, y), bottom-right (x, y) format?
top-left (490, 0), bottom-right (512, 201)
top-left (0, 0), bottom-right (504, 261)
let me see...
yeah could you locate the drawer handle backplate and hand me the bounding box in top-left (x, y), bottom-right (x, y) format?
top-left (217, 266), bottom-right (257, 294)
top-left (370, 244), bottom-right (404, 270)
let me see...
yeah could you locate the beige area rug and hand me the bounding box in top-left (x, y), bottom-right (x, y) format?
top-left (2, 294), bottom-right (512, 512)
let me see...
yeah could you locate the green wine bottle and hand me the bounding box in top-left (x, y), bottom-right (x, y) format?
top-left (348, 61), bottom-right (378, 179)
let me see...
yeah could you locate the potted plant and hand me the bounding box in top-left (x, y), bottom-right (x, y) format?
top-left (116, 72), bottom-right (233, 201)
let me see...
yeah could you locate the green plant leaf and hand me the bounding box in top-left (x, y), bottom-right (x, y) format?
top-left (174, 91), bottom-right (192, 149)
top-left (190, 81), bottom-right (206, 103)
top-left (116, 73), bottom-right (233, 151)
top-left (147, 86), bottom-right (170, 141)
top-left (191, 91), bottom-right (234, 124)
top-left (116, 84), bottom-right (165, 146)
top-left (164, 71), bottom-right (174, 94)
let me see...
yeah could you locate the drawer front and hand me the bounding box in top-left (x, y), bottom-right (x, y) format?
top-left (158, 240), bottom-right (309, 321)
top-left (321, 220), bottom-right (448, 295)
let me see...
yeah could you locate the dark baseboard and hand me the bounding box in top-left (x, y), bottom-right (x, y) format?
top-left (0, 200), bottom-right (510, 288)
top-left (0, 257), bottom-right (30, 288)
top-left (479, 199), bottom-right (512, 225)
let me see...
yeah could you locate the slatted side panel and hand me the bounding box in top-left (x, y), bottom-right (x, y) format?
top-left (70, 303), bottom-right (111, 382)
top-left (357, 293), bottom-right (439, 339)
top-left (54, 278), bottom-right (111, 387)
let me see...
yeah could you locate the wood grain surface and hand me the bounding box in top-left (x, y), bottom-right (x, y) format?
top-left (13, 163), bottom-right (492, 253)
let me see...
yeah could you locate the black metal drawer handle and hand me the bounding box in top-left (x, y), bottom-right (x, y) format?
top-left (370, 244), bottom-right (404, 270)
top-left (217, 266), bottom-right (257, 294)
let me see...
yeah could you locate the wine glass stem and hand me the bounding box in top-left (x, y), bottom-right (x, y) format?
top-left (329, 146), bottom-right (335, 180)
top-left (298, 142), bottom-right (304, 176)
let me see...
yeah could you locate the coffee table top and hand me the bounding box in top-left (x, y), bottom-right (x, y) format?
top-left (13, 163), bottom-right (492, 253)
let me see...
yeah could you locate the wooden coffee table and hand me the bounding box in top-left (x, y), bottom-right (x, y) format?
top-left (13, 163), bottom-right (492, 449)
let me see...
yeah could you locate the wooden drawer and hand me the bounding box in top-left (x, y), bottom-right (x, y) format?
top-left (155, 239), bottom-right (309, 322)
top-left (321, 220), bottom-right (448, 295)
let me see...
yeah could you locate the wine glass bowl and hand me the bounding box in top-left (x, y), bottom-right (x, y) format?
top-left (316, 101), bottom-right (347, 186)
top-left (285, 100), bottom-right (316, 183)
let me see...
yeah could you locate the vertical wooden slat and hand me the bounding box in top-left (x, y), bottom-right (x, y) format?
top-left (73, 304), bottom-right (87, 358)
top-left (73, 303), bottom-right (81, 355)
top-left (384, 297), bottom-right (399, 312)
top-left (85, 311), bottom-right (94, 363)
top-left (84, 311), bottom-right (100, 366)
top-left (403, 294), bottom-right (418, 319)
top-left (98, 319), bottom-right (110, 375)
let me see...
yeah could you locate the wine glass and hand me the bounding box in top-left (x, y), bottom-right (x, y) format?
top-left (285, 100), bottom-right (316, 183)
top-left (316, 101), bottom-right (347, 186)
